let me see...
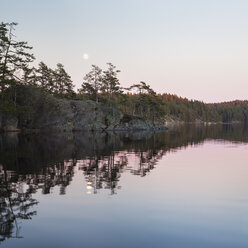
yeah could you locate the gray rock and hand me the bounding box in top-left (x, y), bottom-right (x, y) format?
top-left (25, 95), bottom-right (123, 131)
top-left (1, 86), bottom-right (168, 132)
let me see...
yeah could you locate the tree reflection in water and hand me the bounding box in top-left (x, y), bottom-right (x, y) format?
top-left (0, 167), bottom-right (38, 242)
top-left (0, 124), bottom-right (247, 242)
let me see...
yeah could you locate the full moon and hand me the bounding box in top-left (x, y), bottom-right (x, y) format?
top-left (83, 53), bottom-right (89, 60)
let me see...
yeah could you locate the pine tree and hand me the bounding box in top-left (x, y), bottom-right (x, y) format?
top-left (53, 63), bottom-right (74, 96)
top-left (35, 61), bottom-right (54, 92)
top-left (0, 22), bottom-right (34, 92)
top-left (102, 63), bottom-right (122, 104)
top-left (35, 62), bottom-right (74, 96)
top-left (79, 65), bottom-right (103, 102)
top-left (129, 81), bottom-right (156, 95)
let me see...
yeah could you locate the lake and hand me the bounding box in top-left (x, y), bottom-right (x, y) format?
top-left (0, 124), bottom-right (248, 248)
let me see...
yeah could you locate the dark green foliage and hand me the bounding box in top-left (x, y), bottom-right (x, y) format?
top-left (102, 63), bottom-right (122, 105)
top-left (79, 65), bottom-right (103, 102)
top-left (35, 62), bottom-right (75, 98)
top-left (158, 94), bottom-right (248, 123)
top-left (79, 63), bottom-right (123, 103)
top-left (0, 22), bottom-right (35, 91)
top-left (35, 61), bottom-right (53, 90)
top-left (53, 63), bottom-right (75, 97)
top-left (129, 81), bottom-right (156, 95)
top-left (0, 22), bottom-right (75, 103)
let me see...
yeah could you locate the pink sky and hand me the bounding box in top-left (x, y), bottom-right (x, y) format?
top-left (2, 0), bottom-right (248, 103)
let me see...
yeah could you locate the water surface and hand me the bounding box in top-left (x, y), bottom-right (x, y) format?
top-left (0, 124), bottom-right (248, 247)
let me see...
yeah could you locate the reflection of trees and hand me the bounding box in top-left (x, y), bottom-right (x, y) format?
top-left (0, 124), bottom-right (247, 196)
top-left (27, 160), bottom-right (76, 195)
top-left (0, 166), bottom-right (38, 243)
top-left (131, 149), bottom-right (165, 177)
top-left (79, 148), bottom-right (169, 193)
top-left (0, 123), bottom-right (248, 242)
top-left (0, 159), bottom-right (76, 243)
top-left (78, 152), bottom-right (128, 194)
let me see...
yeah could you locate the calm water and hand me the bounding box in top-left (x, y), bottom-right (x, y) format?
top-left (0, 124), bottom-right (248, 248)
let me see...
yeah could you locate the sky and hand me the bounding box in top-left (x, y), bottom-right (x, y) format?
top-left (1, 0), bottom-right (248, 102)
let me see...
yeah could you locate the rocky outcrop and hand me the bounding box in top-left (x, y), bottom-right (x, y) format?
top-left (1, 86), bottom-right (167, 132)
top-left (117, 114), bottom-right (167, 131)
top-left (21, 97), bottom-right (123, 131)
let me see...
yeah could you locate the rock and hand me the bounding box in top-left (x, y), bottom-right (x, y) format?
top-left (26, 98), bottom-right (124, 131)
top-left (116, 114), bottom-right (168, 131)
top-left (0, 86), bottom-right (168, 132)
top-left (11, 86), bottom-right (124, 131)
top-left (115, 114), bottom-right (153, 131)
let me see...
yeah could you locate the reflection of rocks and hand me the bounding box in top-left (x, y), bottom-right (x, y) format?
top-left (1, 124), bottom-right (248, 181)
top-left (0, 124), bottom-right (248, 243)
top-left (114, 130), bottom-right (154, 141)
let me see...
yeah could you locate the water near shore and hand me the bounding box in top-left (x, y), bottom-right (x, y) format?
top-left (0, 124), bottom-right (247, 248)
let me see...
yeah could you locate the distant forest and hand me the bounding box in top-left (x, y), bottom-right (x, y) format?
top-left (1, 22), bottom-right (248, 124)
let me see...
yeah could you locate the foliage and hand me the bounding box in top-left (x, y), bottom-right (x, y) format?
top-left (79, 65), bottom-right (103, 102)
top-left (0, 22), bottom-right (76, 119)
top-left (0, 22), bottom-right (34, 91)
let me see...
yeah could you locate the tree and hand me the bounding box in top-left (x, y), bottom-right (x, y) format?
top-left (0, 22), bottom-right (35, 92)
top-left (35, 62), bottom-right (74, 97)
top-left (129, 81), bottom-right (156, 95)
top-left (21, 66), bottom-right (36, 85)
top-left (35, 61), bottom-right (54, 91)
top-left (127, 81), bottom-right (157, 117)
top-left (79, 65), bottom-right (103, 102)
top-left (53, 63), bottom-right (74, 96)
top-left (102, 63), bottom-right (122, 104)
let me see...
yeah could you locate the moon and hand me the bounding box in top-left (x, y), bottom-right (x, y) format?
top-left (83, 53), bottom-right (89, 60)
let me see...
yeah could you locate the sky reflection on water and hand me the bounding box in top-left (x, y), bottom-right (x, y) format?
top-left (0, 124), bottom-right (248, 248)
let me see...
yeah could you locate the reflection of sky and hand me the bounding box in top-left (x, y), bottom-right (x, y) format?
top-left (1, 0), bottom-right (248, 102)
top-left (4, 141), bottom-right (248, 248)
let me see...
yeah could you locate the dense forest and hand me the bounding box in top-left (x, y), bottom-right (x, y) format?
top-left (1, 22), bottom-right (248, 125)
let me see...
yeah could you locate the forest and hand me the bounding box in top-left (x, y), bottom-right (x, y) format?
top-left (1, 22), bottom-right (248, 125)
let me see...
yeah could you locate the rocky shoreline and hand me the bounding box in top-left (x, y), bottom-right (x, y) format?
top-left (0, 87), bottom-right (168, 133)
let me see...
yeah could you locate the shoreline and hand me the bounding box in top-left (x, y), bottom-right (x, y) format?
top-left (0, 121), bottom-right (244, 134)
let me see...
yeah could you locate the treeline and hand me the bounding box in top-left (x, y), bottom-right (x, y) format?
top-left (159, 94), bottom-right (248, 123)
top-left (1, 22), bottom-right (248, 124)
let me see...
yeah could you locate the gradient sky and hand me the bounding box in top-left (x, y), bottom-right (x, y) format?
top-left (1, 0), bottom-right (248, 102)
